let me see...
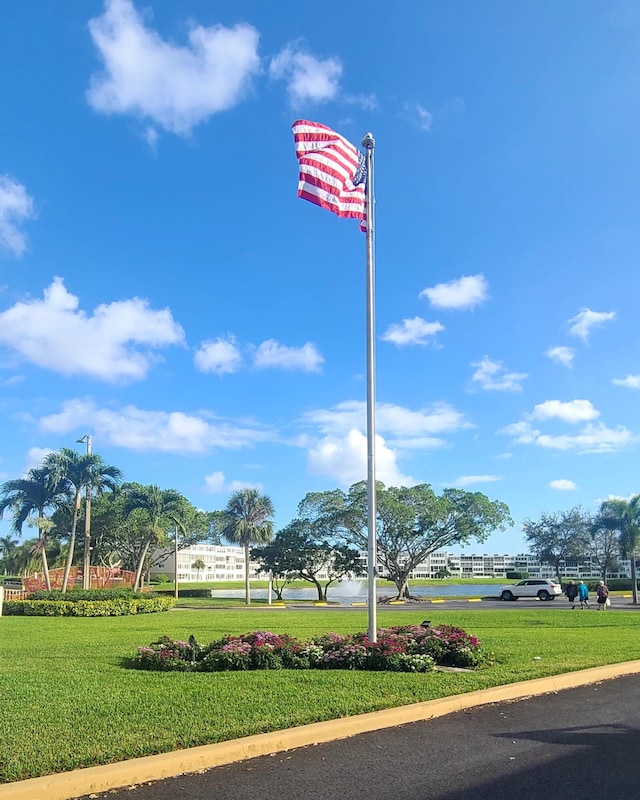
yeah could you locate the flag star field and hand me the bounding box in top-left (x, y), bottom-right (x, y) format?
top-left (1, 0), bottom-right (640, 553)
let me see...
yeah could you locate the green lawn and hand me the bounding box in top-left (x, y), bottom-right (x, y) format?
top-left (2, 607), bottom-right (640, 784)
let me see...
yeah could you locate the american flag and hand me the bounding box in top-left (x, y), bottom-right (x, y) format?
top-left (292, 119), bottom-right (367, 230)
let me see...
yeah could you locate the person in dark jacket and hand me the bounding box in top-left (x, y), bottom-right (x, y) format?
top-left (564, 580), bottom-right (579, 609)
top-left (596, 580), bottom-right (609, 610)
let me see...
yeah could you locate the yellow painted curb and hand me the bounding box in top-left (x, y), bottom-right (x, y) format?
top-left (430, 599), bottom-right (445, 603)
top-left (467, 598), bottom-right (482, 602)
top-left (2, 661), bottom-right (640, 800)
top-left (350, 602), bottom-right (367, 606)
top-left (389, 600), bottom-right (405, 605)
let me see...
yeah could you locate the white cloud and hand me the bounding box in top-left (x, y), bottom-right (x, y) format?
top-left (344, 93), bottom-right (377, 110)
top-left (307, 429), bottom-right (415, 488)
top-left (87, 0), bottom-right (260, 135)
top-left (470, 356), bottom-right (527, 392)
top-left (568, 308), bottom-right (616, 341)
top-left (549, 479), bottom-right (577, 491)
top-left (26, 447), bottom-right (53, 471)
top-left (269, 43), bottom-right (341, 105)
top-left (420, 274), bottom-right (488, 310)
top-left (613, 374), bottom-right (640, 389)
top-left (0, 176), bottom-right (35, 256)
top-left (531, 399), bottom-right (599, 424)
top-left (546, 346), bottom-right (574, 368)
top-left (38, 399), bottom-right (275, 454)
top-left (380, 317), bottom-right (444, 346)
top-left (194, 337), bottom-right (242, 375)
top-left (408, 102), bottom-right (432, 131)
top-left (0, 278), bottom-right (185, 382)
top-left (501, 419), bottom-right (633, 454)
top-left (304, 400), bottom-right (470, 447)
top-left (254, 339), bottom-right (323, 372)
top-left (453, 474), bottom-right (501, 487)
top-left (204, 471), bottom-right (261, 493)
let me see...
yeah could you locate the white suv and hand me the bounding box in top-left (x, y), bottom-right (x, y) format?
top-left (499, 579), bottom-right (562, 602)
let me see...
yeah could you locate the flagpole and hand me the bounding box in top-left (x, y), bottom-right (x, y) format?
top-left (362, 131), bottom-right (377, 643)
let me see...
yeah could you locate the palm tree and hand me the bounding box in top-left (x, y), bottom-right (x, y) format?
top-left (123, 485), bottom-right (188, 591)
top-left (220, 489), bottom-right (275, 605)
top-left (0, 535), bottom-right (19, 574)
top-left (599, 495), bottom-right (640, 605)
top-left (0, 468), bottom-right (69, 590)
top-left (12, 538), bottom-right (40, 577)
top-left (192, 559), bottom-right (206, 581)
top-left (44, 448), bottom-right (123, 592)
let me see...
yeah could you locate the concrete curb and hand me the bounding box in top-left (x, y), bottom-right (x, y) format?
top-left (2, 660), bottom-right (640, 800)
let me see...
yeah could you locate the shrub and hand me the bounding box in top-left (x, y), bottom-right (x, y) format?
top-left (28, 589), bottom-right (151, 601)
top-left (131, 624), bottom-right (482, 673)
top-left (4, 596), bottom-right (176, 617)
top-left (134, 637), bottom-right (195, 671)
top-left (154, 588), bottom-right (212, 598)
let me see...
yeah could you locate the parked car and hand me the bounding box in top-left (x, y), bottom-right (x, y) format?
top-left (499, 578), bottom-right (561, 601)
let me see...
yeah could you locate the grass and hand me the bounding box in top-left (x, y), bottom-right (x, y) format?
top-left (2, 607), bottom-right (640, 784)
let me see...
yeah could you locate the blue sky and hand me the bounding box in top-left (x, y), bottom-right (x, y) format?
top-left (1, 0), bottom-right (640, 554)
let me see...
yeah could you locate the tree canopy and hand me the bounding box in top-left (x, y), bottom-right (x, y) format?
top-left (252, 518), bottom-right (364, 601)
top-left (522, 507), bottom-right (591, 582)
top-left (297, 481), bottom-right (512, 599)
top-left (598, 495), bottom-right (640, 604)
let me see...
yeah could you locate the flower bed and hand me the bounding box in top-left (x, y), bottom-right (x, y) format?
top-left (132, 624), bottom-right (484, 673)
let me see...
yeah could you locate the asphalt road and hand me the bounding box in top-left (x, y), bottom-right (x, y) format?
top-left (266, 595), bottom-right (636, 612)
top-left (77, 673), bottom-right (640, 800)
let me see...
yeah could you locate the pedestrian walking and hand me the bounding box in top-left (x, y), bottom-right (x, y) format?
top-left (596, 580), bottom-right (610, 610)
top-left (564, 580), bottom-right (579, 609)
top-left (577, 580), bottom-right (590, 608)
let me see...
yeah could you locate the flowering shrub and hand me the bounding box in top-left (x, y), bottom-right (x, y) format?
top-left (201, 639), bottom-right (253, 671)
top-left (131, 624), bottom-right (483, 673)
top-left (133, 636), bottom-right (195, 671)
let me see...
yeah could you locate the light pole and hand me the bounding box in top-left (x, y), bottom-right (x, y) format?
top-left (76, 434), bottom-right (92, 590)
top-left (174, 526), bottom-right (179, 602)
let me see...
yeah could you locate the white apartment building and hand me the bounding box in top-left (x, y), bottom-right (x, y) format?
top-left (152, 543), bottom-right (262, 583)
top-left (151, 544), bottom-right (635, 583)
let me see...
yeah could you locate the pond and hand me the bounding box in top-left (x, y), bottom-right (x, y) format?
top-left (210, 582), bottom-right (502, 604)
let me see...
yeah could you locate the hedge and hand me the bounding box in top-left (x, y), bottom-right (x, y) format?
top-left (3, 596), bottom-right (176, 616)
top-left (154, 588), bottom-right (212, 598)
top-left (27, 588), bottom-right (154, 601)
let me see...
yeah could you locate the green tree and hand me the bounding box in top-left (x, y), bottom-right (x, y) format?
top-left (253, 519), bottom-right (364, 601)
top-left (43, 448), bottom-right (123, 592)
top-left (220, 489), bottom-right (275, 605)
top-left (298, 481), bottom-right (512, 600)
top-left (192, 558), bottom-right (206, 581)
top-left (0, 535), bottom-right (19, 575)
top-left (123, 484), bottom-right (189, 591)
top-left (599, 495), bottom-right (640, 604)
top-left (523, 507), bottom-right (591, 583)
top-left (0, 468), bottom-right (69, 590)
top-left (588, 512), bottom-right (621, 581)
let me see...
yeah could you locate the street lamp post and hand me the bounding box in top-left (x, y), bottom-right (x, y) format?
top-left (76, 434), bottom-right (92, 590)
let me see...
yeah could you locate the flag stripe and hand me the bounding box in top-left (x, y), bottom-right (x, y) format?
top-left (292, 119), bottom-right (366, 227)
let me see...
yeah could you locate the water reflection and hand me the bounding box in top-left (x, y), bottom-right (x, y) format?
top-left (210, 583), bottom-right (500, 603)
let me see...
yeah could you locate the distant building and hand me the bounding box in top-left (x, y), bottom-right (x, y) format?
top-left (152, 543), bottom-right (261, 583)
top-left (151, 544), bottom-right (634, 583)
